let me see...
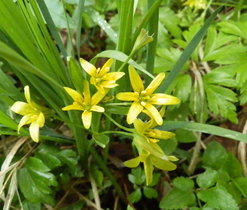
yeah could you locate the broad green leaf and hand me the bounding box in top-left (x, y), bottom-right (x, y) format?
top-left (128, 167), bottom-right (145, 185)
top-left (143, 187), bottom-right (158, 199)
top-left (218, 21), bottom-right (247, 40)
top-left (173, 74), bottom-right (192, 102)
top-left (202, 141), bottom-right (227, 169)
top-left (240, 82), bottom-right (247, 105)
top-left (159, 7), bottom-right (221, 92)
top-left (196, 167), bottom-right (218, 188)
top-left (175, 129), bottom-right (197, 143)
top-left (203, 70), bottom-right (237, 88)
top-left (18, 157), bottom-right (57, 204)
top-left (57, 149), bottom-right (79, 167)
top-left (158, 138), bottom-right (177, 154)
top-left (197, 186), bottom-right (238, 210)
top-left (155, 48), bottom-right (183, 73)
top-left (22, 201), bottom-right (41, 210)
top-left (35, 152), bottom-right (61, 170)
top-left (225, 182), bottom-right (242, 204)
top-left (204, 83), bottom-right (238, 123)
top-left (172, 177), bottom-right (194, 191)
top-left (159, 188), bottom-right (195, 209)
top-left (233, 177), bottom-right (247, 197)
top-left (204, 27), bottom-right (239, 61)
top-left (92, 133), bottom-right (109, 148)
top-left (222, 153), bottom-right (243, 178)
top-left (129, 188), bottom-right (142, 203)
top-left (159, 7), bottom-right (182, 39)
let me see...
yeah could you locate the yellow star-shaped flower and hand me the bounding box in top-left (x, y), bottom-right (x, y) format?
top-left (116, 66), bottom-right (180, 125)
top-left (80, 58), bottom-right (125, 94)
top-left (10, 86), bottom-right (48, 142)
top-left (134, 118), bottom-right (175, 143)
top-left (62, 80), bottom-right (105, 129)
top-left (183, 0), bottom-right (206, 9)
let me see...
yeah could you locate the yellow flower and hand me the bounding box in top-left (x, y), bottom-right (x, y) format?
top-left (134, 118), bottom-right (175, 143)
top-left (62, 80), bottom-right (105, 129)
top-left (124, 137), bottom-right (177, 185)
top-left (183, 0), bottom-right (206, 9)
top-left (10, 86), bottom-right (48, 142)
top-left (116, 66), bottom-right (180, 125)
top-left (80, 58), bottom-right (125, 94)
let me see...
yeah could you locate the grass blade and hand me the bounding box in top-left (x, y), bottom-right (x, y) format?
top-left (161, 121), bottom-right (247, 142)
top-left (75, 0), bottom-right (85, 57)
top-left (36, 0), bottom-right (67, 57)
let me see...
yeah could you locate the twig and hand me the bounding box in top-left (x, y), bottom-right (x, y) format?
top-left (72, 188), bottom-right (98, 209)
top-left (238, 121), bottom-right (247, 176)
top-left (89, 172), bottom-right (102, 210)
top-left (188, 62), bottom-right (205, 174)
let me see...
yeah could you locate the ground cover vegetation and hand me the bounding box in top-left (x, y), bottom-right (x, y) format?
top-left (0, 0), bottom-right (247, 209)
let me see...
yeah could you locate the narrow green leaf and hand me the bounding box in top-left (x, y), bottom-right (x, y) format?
top-left (36, 0), bottom-right (67, 57)
top-left (75, 0), bottom-right (85, 56)
top-left (161, 121), bottom-right (247, 143)
top-left (93, 50), bottom-right (154, 79)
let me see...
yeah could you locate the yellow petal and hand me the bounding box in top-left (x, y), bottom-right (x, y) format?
top-left (124, 157), bottom-right (141, 168)
top-left (116, 92), bottom-right (138, 101)
top-left (18, 115), bottom-right (32, 133)
top-left (128, 65), bottom-right (144, 92)
top-left (36, 112), bottom-right (45, 127)
top-left (103, 72), bottom-right (125, 81)
top-left (64, 87), bottom-right (84, 103)
top-left (91, 91), bottom-right (107, 105)
top-left (11, 102), bottom-right (32, 115)
top-left (24, 86), bottom-right (31, 103)
top-left (150, 94), bottom-right (180, 105)
top-left (62, 102), bottom-right (84, 111)
top-left (101, 80), bottom-right (118, 88)
top-left (29, 122), bottom-right (40, 142)
top-left (145, 73), bottom-right (165, 94)
top-left (127, 102), bottom-right (143, 124)
top-left (80, 58), bottom-right (97, 76)
top-left (98, 58), bottom-right (114, 77)
top-left (144, 103), bottom-right (163, 125)
top-left (91, 105), bottom-right (104, 112)
top-left (82, 110), bottom-right (92, 129)
top-left (148, 129), bottom-right (175, 140)
top-left (150, 155), bottom-right (177, 171)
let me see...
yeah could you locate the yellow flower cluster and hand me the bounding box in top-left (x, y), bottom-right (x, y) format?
top-left (117, 66), bottom-right (180, 184)
top-left (183, 0), bottom-right (207, 9)
top-left (10, 58), bottom-right (179, 185)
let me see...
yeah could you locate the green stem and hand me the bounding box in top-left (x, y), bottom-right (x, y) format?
top-left (116, 49), bottom-right (136, 72)
top-left (101, 131), bottom-right (133, 137)
top-left (104, 113), bottom-right (133, 132)
top-left (145, 0), bottom-right (159, 83)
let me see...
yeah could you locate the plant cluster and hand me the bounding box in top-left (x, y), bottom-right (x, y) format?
top-left (1, 0), bottom-right (247, 209)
